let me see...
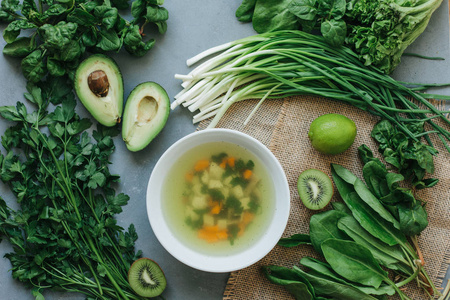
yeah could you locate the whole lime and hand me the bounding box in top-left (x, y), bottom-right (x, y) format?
top-left (308, 114), bottom-right (357, 155)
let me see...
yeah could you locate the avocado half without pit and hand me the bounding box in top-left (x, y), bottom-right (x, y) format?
top-left (122, 82), bottom-right (170, 152)
top-left (74, 54), bottom-right (124, 127)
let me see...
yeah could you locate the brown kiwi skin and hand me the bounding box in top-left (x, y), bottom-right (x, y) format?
top-left (128, 257), bottom-right (167, 298)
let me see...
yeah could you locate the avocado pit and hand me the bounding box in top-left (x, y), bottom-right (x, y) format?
top-left (137, 96), bottom-right (158, 123)
top-left (122, 82), bottom-right (170, 152)
top-left (88, 70), bottom-right (110, 97)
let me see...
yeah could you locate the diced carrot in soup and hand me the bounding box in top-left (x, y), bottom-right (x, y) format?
top-left (243, 169), bottom-right (252, 179)
top-left (211, 203), bottom-right (222, 214)
top-left (194, 160), bottom-right (210, 172)
top-left (185, 171), bottom-right (194, 182)
top-left (219, 158), bottom-right (227, 169)
top-left (227, 157), bottom-right (235, 167)
top-left (242, 211), bottom-right (254, 225)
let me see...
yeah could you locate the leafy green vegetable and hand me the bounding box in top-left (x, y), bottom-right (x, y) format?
top-left (309, 210), bottom-right (348, 255)
top-left (370, 120), bottom-right (439, 189)
top-left (174, 30), bottom-right (450, 153)
top-left (278, 233), bottom-right (311, 247)
top-left (251, 0), bottom-right (298, 33)
top-left (263, 265), bottom-right (315, 300)
top-left (235, 0), bottom-right (443, 73)
top-left (299, 257), bottom-right (395, 296)
top-left (358, 145), bottom-right (429, 236)
top-left (331, 165), bottom-right (406, 246)
top-left (0, 0), bottom-right (169, 83)
top-left (291, 266), bottom-right (380, 300)
top-left (337, 215), bottom-right (410, 272)
top-left (321, 239), bottom-right (408, 298)
top-left (0, 77), bottom-right (147, 299)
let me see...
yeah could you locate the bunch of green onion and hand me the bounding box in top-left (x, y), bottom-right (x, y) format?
top-left (173, 30), bottom-right (450, 152)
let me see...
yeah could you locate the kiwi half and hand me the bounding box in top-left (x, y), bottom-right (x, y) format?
top-left (128, 258), bottom-right (166, 298)
top-left (297, 169), bottom-right (333, 210)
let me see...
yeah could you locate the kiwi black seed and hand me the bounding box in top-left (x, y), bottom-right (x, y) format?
top-left (297, 169), bottom-right (333, 210)
top-left (128, 258), bottom-right (167, 298)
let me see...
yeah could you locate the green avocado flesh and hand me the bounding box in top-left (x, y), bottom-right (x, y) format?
top-left (122, 82), bottom-right (170, 152)
top-left (74, 54), bottom-right (124, 127)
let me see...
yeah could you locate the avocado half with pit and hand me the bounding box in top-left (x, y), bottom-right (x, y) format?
top-left (122, 82), bottom-right (170, 152)
top-left (74, 54), bottom-right (124, 127)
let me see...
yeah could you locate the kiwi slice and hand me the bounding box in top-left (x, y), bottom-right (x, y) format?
top-left (128, 258), bottom-right (167, 298)
top-left (297, 169), bottom-right (333, 210)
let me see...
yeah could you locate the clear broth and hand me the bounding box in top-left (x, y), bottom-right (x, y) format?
top-left (162, 141), bottom-right (275, 256)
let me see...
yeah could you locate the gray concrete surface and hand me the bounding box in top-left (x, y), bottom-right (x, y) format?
top-left (0, 1), bottom-right (449, 299)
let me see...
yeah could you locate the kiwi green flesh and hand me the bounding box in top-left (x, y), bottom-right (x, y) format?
top-left (297, 169), bottom-right (333, 210)
top-left (128, 258), bottom-right (166, 298)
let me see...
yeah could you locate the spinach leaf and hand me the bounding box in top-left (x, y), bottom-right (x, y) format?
top-left (235, 0), bottom-right (256, 22)
top-left (39, 21), bottom-right (78, 51)
top-left (331, 164), bottom-right (406, 246)
top-left (3, 19), bottom-right (36, 43)
top-left (263, 265), bottom-right (316, 299)
top-left (354, 179), bottom-right (400, 228)
top-left (2, 36), bottom-right (36, 57)
top-left (252, 0), bottom-right (298, 33)
top-left (1, 0), bottom-right (169, 83)
top-left (362, 161), bottom-right (390, 199)
top-left (321, 239), bottom-right (388, 288)
top-left (331, 202), bottom-right (352, 215)
top-left (21, 49), bottom-right (47, 83)
top-left (97, 29), bottom-right (121, 51)
top-left (309, 210), bottom-right (348, 255)
top-left (300, 257), bottom-right (396, 296)
top-left (370, 120), bottom-right (438, 187)
top-left (320, 18), bottom-right (346, 47)
top-left (398, 202), bottom-right (428, 236)
top-left (318, 0), bottom-right (346, 20)
top-left (292, 265), bottom-right (379, 300)
top-left (278, 233), bottom-right (311, 247)
top-left (337, 215), bottom-right (410, 271)
top-left (332, 164), bottom-right (400, 229)
top-left (288, 0), bottom-right (317, 21)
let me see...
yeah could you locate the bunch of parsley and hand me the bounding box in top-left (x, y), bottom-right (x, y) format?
top-left (0, 77), bottom-right (145, 299)
top-left (0, 0), bottom-right (168, 83)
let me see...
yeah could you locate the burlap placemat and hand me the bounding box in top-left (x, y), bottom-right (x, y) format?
top-left (198, 95), bottom-right (450, 299)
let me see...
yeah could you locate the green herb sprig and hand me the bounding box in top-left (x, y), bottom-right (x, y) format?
top-left (0, 77), bottom-right (145, 299)
top-left (265, 162), bottom-right (440, 300)
top-left (0, 0), bottom-right (169, 83)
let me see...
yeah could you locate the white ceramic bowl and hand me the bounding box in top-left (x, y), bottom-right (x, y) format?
top-left (146, 128), bottom-right (290, 273)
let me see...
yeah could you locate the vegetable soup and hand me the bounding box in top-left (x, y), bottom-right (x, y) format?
top-left (162, 141), bottom-right (275, 256)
